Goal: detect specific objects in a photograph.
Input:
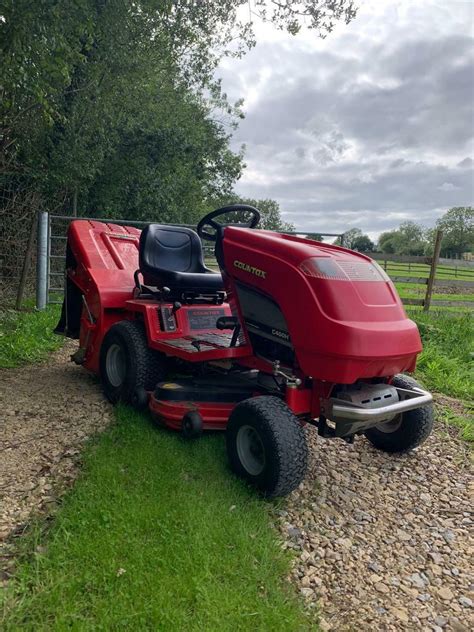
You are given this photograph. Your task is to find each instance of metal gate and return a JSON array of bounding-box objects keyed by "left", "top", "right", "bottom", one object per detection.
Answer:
[{"left": 35, "top": 211, "right": 344, "bottom": 309}]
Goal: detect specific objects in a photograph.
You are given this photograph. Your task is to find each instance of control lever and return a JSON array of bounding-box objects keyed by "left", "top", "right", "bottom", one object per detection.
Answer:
[{"left": 216, "top": 316, "right": 238, "bottom": 330}]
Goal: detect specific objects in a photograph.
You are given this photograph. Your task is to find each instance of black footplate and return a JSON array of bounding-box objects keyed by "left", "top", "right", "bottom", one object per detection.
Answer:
[{"left": 154, "top": 375, "right": 256, "bottom": 403}]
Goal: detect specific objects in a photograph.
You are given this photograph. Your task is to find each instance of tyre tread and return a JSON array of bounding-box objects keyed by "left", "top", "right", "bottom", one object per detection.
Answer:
[
  {"left": 227, "top": 396, "right": 308, "bottom": 498},
  {"left": 365, "top": 374, "right": 434, "bottom": 453},
  {"left": 100, "top": 319, "right": 166, "bottom": 403}
]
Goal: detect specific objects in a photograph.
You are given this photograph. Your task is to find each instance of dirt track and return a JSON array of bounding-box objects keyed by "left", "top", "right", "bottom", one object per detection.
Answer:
[
  {"left": 0, "top": 345, "right": 473, "bottom": 630},
  {"left": 0, "top": 341, "right": 112, "bottom": 581}
]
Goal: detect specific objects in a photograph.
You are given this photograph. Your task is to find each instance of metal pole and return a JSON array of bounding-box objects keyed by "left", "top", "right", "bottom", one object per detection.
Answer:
[{"left": 36, "top": 211, "right": 49, "bottom": 310}]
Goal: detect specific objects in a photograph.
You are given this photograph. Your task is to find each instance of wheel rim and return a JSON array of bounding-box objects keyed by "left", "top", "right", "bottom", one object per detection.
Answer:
[
  {"left": 375, "top": 414, "right": 403, "bottom": 433},
  {"left": 106, "top": 343, "right": 126, "bottom": 387},
  {"left": 236, "top": 425, "right": 266, "bottom": 476}
]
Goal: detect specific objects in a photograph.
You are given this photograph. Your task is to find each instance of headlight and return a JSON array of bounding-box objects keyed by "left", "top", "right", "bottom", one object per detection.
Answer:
[{"left": 299, "top": 257, "right": 390, "bottom": 282}]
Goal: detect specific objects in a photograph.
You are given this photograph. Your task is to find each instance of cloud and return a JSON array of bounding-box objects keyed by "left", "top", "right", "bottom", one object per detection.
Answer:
[{"left": 217, "top": 0, "right": 474, "bottom": 238}]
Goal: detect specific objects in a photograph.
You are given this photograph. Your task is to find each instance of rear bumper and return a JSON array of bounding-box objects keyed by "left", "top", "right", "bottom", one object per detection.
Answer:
[{"left": 322, "top": 386, "right": 433, "bottom": 425}]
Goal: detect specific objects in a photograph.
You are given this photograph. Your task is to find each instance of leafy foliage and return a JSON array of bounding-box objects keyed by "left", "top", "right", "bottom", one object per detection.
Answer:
[
  {"left": 252, "top": 0, "right": 358, "bottom": 37},
  {"left": 378, "top": 221, "right": 427, "bottom": 255},
  {"left": 377, "top": 209, "right": 473, "bottom": 257},
  {"left": 1, "top": 0, "right": 357, "bottom": 234},
  {"left": 413, "top": 311, "right": 473, "bottom": 402},
  {"left": 213, "top": 194, "right": 295, "bottom": 231},
  {"left": 0, "top": 305, "right": 61, "bottom": 368},
  {"left": 436, "top": 207, "right": 474, "bottom": 257},
  {"left": 336, "top": 227, "right": 374, "bottom": 251}
]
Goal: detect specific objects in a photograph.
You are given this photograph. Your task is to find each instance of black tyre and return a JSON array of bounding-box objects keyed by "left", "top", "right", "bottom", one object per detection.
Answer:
[
  {"left": 226, "top": 396, "right": 308, "bottom": 498},
  {"left": 182, "top": 411, "right": 203, "bottom": 440},
  {"left": 130, "top": 387, "right": 149, "bottom": 411},
  {"left": 99, "top": 320, "right": 167, "bottom": 405},
  {"left": 364, "top": 374, "right": 434, "bottom": 453}
]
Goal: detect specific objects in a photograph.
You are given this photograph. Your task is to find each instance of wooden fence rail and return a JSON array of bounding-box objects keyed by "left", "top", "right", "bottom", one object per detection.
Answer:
[
  {"left": 370, "top": 232, "right": 474, "bottom": 311},
  {"left": 390, "top": 276, "right": 474, "bottom": 290}
]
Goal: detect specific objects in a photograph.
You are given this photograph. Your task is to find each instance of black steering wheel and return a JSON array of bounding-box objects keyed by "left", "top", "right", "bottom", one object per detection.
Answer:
[{"left": 197, "top": 204, "right": 261, "bottom": 242}]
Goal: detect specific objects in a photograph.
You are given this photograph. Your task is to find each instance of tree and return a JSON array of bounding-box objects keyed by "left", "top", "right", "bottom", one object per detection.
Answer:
[
  {"left": 352, "top": 234, "right": 375, "bottom": 252},
  {"left": 337, "top": 228, "right": 374, "bottom": 251},
  {"left": 378, "top": 230, "right": 398, "bottom": 254},
  {"left": 338, "top": 228, "right": 362, "bottom": 249},
  {"left": 377, "top": 222, "right": 427, "bottom": 255},
  {"left": 436, "top": 207, "right": 473, "bottom": 257},
  {"left": 212, "top": 195, "right": 294, "bottom": 231},
  {"left": 334, "top": 228, "right": 363, "bottom": 248},
  {"left": 1, "top": 0, "right": 357, "bottom": 271}
]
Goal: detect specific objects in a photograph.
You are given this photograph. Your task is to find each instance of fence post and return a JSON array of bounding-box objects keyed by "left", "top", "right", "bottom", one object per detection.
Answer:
[
  {"left": 15, "top": 213, "right": 37, "bottom": 310},
  {"left": 423, "top": 230, "right": 443, "bottom": 312},
  {"left": 36, "top": 211, "right": 49, "bottom": 310}
]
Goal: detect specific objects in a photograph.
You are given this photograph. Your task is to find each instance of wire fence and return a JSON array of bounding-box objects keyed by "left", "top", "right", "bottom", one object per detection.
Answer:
[
  {"left": 0, "top": 183, "right": 42, "bottom": 307},
  {"left": 0, "top": 212, "right": 343, "bottom": 310},
  {"left": 2, "top": 211, "right": 472, "bottom": 313}
]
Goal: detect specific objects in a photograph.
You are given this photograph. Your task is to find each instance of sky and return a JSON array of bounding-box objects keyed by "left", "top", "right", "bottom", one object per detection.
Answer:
[{"left": 217, "top": 0, "right": 474, "bottom": 240}]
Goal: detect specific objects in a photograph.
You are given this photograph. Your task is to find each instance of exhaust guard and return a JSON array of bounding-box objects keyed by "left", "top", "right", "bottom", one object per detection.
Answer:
[{"left": 320, "top": 386, "right": 433, "bottom": 438}]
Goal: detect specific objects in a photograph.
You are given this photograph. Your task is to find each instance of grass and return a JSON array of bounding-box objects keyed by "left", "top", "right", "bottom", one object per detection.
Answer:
[
  {"left": 1, "top": 407, "right": 314, "bottom": 631},
  {"left": 436, "top": 406, "right": 474, "bottom": 443},
  {"left": 0, "top": 305, "right": 62, "bottom": 368},
  {"left": 412, "top": 311, "right": 473, "bottom": 400},
  {"left": 395, "top": 282, "right": 473, "bottom": 303}
]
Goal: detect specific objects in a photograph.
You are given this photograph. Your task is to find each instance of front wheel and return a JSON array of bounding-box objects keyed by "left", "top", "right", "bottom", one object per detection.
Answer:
[
  {"left": 226, "top": 396, "right": 308, "bottom": 498},
  {"left": 364, "top": 374, "right": 434, "bottom": 453}
]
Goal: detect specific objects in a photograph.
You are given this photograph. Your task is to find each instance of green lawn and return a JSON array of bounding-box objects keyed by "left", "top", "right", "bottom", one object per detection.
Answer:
[
  {"left": 0, "top": 305, "right": 62, "bottom": 368},
  {"left": 410, "top": 310, "right": 473, "bottom": 441},
  {"left": 1, "top": 407, "right": 314, "bottom": 631}
]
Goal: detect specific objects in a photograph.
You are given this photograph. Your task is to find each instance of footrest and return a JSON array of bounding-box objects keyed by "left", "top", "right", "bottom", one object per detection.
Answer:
[{"left": 162, "top": 332, "right": 233, "bottom": 352}]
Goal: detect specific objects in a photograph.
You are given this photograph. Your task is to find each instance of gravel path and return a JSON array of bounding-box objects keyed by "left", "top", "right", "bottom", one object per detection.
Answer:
[
  {"left": 279, "top": 412, "right": 473, "bottom": 631},
  {"left": 0, "top": 347, "right": 472, "bottom": 631},
  {"left": 0, "top": 341, "right": 112, "bottom": 581}
]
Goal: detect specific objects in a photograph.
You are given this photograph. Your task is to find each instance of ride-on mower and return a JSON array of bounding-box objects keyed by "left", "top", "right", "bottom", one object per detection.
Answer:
[{"left": 56, "top": 205, "right": 434, "bottom": 497}]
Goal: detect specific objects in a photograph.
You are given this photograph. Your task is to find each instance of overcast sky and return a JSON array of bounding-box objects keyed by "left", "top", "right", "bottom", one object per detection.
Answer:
[{"left": 217, "top": 0, "right": 474, "bottom": 240}]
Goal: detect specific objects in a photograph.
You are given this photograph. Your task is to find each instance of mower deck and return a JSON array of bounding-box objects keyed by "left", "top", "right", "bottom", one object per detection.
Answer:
[{"left": 149, "top": 375, "right": 258, "bottom": 431}]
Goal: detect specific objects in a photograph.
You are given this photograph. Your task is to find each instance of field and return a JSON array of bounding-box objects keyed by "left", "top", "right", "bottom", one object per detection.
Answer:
[{"left": 382, "top": 259, "right": 474, "bottom": 312}]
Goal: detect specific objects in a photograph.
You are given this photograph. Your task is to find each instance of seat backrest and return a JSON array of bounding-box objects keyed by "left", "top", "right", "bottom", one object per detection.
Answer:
[{"left": 139, "top": 224, "right": 206, "bottom": 275}]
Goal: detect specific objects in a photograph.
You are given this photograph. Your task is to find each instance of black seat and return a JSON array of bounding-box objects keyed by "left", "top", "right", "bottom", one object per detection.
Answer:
[{"left": 139, "top": 224, "right": 223, "bottom": 293}]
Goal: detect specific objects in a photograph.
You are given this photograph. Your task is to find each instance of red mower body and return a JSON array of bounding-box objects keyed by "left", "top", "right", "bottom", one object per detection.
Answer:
[
  {"left": 221, "top": 227, "right": 421, "bottom": 383},
  {"left": 61, "top": 218, "right": 423, "bottom": 432}
]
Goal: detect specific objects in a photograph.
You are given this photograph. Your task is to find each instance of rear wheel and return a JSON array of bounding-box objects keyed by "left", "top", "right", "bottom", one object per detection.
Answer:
[
  {"left": 226, "top": 396, "right": 308, "bottom": 498},
  {"left": 100, "top": 320, "right": 167, "bottom": 406},
  {"left": 364, "top": 374, "right": 434, "bottom": 453}
]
